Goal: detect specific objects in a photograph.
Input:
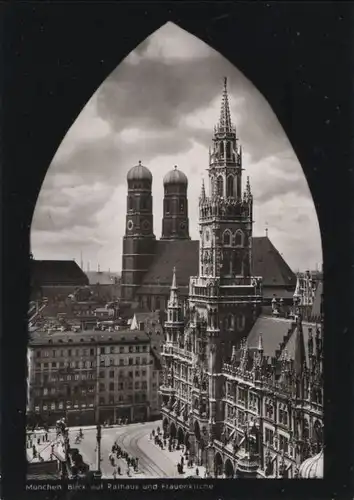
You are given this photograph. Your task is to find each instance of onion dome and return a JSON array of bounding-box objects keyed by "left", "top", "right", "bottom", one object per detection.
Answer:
[
  {"left": 298, "top": 450, "right": 323, "bottom": 478},
  {"left": 163, "top": 165, "right": 188, "bottom": 186},
  {"left": 127, "top": 161, "right": 152, "bottom": 182}
]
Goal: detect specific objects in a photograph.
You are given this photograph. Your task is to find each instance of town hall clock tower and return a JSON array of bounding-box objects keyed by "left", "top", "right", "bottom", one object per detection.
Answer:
[{"left": 188, "top": 78, "right": 263, "bottom": 437}]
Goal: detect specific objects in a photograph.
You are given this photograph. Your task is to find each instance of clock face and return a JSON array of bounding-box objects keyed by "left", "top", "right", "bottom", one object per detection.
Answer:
[
  {"left": 127, "top": 220, "right": 134, "bottom": 231},
  {"left": 142, "top": 219, "right": 150, "bottom": 231}
]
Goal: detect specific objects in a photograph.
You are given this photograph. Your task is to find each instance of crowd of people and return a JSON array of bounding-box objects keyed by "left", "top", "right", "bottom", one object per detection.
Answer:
[
  {"left": 150, "top": 426, "right": 202, "bottom": 476},
  {"left": 108, "top": 441, "right": 140, "bottom": 478}
]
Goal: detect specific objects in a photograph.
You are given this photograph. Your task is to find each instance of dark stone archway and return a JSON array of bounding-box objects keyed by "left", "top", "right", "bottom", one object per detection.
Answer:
[
  {"left": 177, "top": 427, "right": 184, "bottom": 445},
  {"left": 214, "top": 452, "right": 223, "bottom": 478},
  {"left": 170, "top": 421, "right": 177, "bottom": 439},
  {"left": 224, "top": 458, "right": 234, "bottom": 478},
  {"left": 163, "top": 417, "right": 169, "bottom": 433}
]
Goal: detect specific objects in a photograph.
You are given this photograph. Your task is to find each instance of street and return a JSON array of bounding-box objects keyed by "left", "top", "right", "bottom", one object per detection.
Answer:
[
  {"left": 27, "top": 421, "right": 206, "bottom": 479},
  {"left": 68, "top": 421, "right": 182, "bottom": 478}
]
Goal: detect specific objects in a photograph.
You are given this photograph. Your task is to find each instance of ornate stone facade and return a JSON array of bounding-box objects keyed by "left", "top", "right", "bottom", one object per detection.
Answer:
[{"left": 159, "top": 78, "right": 323, "bottom": 478}]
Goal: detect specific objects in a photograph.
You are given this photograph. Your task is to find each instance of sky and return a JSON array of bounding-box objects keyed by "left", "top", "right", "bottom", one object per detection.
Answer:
[{"left": 31, "top": 22, "right": 322, "bottom": 274}]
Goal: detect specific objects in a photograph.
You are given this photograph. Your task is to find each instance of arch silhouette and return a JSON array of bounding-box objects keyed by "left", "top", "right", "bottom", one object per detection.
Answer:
[
  {"left": 177, "top": 426, "right": 184, "bottom": 445},
  {"left": 214, "top": 452, "right": 223, "bottom": 477},
  {"left": 163, "top": 417, "right": 169, "bottom": 433},
  {"left": 224, "top": 458, "right": 234, "bottom": 478},
  {"left": 4, "top": 3, "right": 349, "bottom": 490},
  {"left": 170, "top": 421, "right": 177, "bottom": 439}
]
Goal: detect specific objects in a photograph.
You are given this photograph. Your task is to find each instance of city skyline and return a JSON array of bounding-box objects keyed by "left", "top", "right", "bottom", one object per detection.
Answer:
[{"left": 30, "top": 22, "right": 322, "bottom": 273}]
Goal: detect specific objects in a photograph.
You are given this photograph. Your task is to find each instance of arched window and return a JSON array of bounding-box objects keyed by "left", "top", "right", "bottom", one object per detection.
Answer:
[
  {"left": 216, "top": 176, "right": 224, "bottom": 197},
  {"left": 165, "top": 200, "right": 170, "bottom": 214},
  {"left": 226, "top": 142, "right": 231, "bottom": 160},
  {"left": 227, "top": 175, "right": 234, "bottom": 197},
  {"left": 235, "top": 230, "right": 244, "bottom": 247},
  {"left": 155, "top": 296, "right": 160, "bottom": 310},
  {"left": 223, "top": 230, "right": 231, "bottom": 246},
  {"left": 180, "top": 199, "right": 185, "bottom": 213},
  {"left": 128, "top": 196, "right": 133, "bottom": 210},
  {"left": 236, "top": 315, "right": 245, "bottom": 331},
  {"left": 141, "top": 197, "right": 147, "bottom": 210},
  {"left": 219, "top": 142, "right": 224, "bottom": 158}
]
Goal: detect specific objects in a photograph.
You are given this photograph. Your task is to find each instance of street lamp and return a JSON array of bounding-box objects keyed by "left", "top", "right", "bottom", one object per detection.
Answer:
[{"left": 96, "top": 424, "right": 102, "bottom": 475}]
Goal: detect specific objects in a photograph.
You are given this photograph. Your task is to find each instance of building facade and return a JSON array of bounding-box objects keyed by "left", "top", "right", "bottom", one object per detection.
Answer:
[
  {"left": 159, "top": 78, "right": 323, "bottom": 478},
  {"left": 27, "top": 328, "right": 162, "bottom": 427}
]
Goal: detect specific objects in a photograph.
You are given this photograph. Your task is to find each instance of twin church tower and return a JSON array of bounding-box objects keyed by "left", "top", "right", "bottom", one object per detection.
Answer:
[
  {"left": 121, "top": 160, "right": 190, "bottom": 304},
  {"left": 121, "top": 77, "right": 259, "bottom": 314}
]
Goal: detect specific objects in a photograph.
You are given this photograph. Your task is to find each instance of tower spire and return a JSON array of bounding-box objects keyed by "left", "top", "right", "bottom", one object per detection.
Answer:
[
  {"left": 200, "top": 178, "right": 206, "bottom": 201},
  {"left": 218, "top": 77, "right": 232, "bottom": 132},
  {"left": 168, "top": 267, "right": 180, "bottom": 308}
]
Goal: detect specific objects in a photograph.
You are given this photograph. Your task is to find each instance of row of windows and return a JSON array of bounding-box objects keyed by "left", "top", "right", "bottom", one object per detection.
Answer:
[
  {"left": 34, "top": 373, "right": 95, "bottom": 383},
  {"left": 100, "top": 369, "right": 147, "bottom": 378},
  {"left": 35, "top": 385, "right": 95, "bottom": 396},
  {"left": 34, "top": 402, "right": 95, "bottom": 411},
  {"left": 99, "top": 381, "right": 148, "bottom": 391},
  {"left": 99, "top": 392, "right": 147, "bottom": 405},
  {"left": 36, "top": 345, "right": 148, "bottom": 358},
  {"left": 35, "top": 356, "right": 150, "bottom": 370},
  {"left": 225, "top": 387, "right": 290, "bottom": 422},
  {"left": 35, "top": 361, "right": 94, "bottom": 370}
]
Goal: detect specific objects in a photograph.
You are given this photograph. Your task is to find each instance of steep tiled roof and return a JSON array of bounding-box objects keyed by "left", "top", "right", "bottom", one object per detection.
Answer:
[
  {"left": 140, "top": 240, "right": 199, "bottom": 288},
  {"left": 137, "top": 237, "right": 296, "bottom": 291},
  {"left": 285, "top": 320, "right": 319, "bottom": 365},
  {"left": 246, "top": 316, "right": 297, "bottom": 359},
  {"left": 86, "top": 271, "right": 120, "bottom": 285},
  {"left": 252, "top": 237, "right": 296, "bottom": 288},
  {"left": 310, "top": 280, "right": 323, "bottom": 321},
  {"left": 31, "top": 260, "right": 89, "bottom": 287}
]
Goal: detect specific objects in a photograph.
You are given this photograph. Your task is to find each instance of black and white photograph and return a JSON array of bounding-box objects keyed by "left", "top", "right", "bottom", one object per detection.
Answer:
[{"left": 26, "top": 22, "right": 324, "bottom": 481}]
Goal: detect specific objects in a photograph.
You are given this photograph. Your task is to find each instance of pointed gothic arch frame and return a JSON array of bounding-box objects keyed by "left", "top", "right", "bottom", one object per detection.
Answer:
[
  {"left": 6, "top": 5, "right": 350, "bottom": 495},
  {"left": 216, "top": 175, "right": 224, "bottom": 197},
  {"left": 235, "top": 229, "right": 244, "bottom": 247},
  {"left": 222, "top": 229, "right": 232, "bottom": 246}
]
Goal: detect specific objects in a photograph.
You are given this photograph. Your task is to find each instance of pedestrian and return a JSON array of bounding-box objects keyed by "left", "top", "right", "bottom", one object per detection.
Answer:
[
  {"left": 45, "top": 432, "right": 48, "bottom": 441},
  {"left": 117, "top": 466, "right": 121, "bottom": 475},
  {"left": 37, "top": 438, "right": 40, "bottom": 445},
  {"left": 196, "top": 467, "right": 199, "bottom": 476}
]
